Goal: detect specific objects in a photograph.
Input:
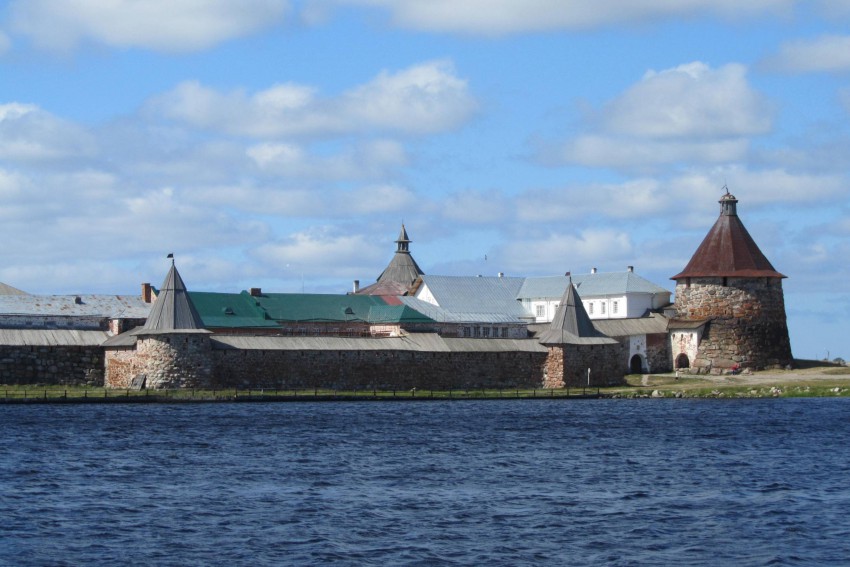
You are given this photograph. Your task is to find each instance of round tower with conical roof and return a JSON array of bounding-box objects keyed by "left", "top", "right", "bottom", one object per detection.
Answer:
[{"left": 671, "top": 191, "right": 792, "bottom": 371}]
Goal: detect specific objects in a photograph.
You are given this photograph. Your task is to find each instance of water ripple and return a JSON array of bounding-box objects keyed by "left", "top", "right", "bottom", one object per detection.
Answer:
[{"left": 2, "top": 399, "right": 850, "bottom": 565}]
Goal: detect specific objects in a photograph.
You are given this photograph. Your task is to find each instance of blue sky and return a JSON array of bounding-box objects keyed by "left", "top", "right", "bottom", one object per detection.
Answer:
[{"left": 1, "top": 0, "right": 848, "bottom": 360}]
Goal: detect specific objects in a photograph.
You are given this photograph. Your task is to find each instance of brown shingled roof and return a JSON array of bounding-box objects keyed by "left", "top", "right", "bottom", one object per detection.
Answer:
[{"left": 672, "top": 192, "right": 786, "bottom": 280}]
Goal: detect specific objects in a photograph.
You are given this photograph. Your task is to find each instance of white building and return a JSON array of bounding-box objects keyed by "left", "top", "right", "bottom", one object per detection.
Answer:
[{"left": 516, "top": 268, "right": 672, "bottom": 324}]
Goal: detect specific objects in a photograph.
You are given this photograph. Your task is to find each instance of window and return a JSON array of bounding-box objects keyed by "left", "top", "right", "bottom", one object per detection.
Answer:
[
  {"left": 535, "top": 305, "right": 545, "bottom": 318},
  {"left": 473, "top": 326, "right": 481, "bottom": 337},
  {"left": 463, "top": 327, "right": 471, "bottom": 337},
  {"left": 601, "top": 302, "right": 606, "bottom": 315},
  {"left": 588, "top": 303, "right": 594, "bottom": 315},
  {"left": 613, "top": 301, "right": 619, "bottom": 314},
  {"left": 482, "top": 327, "right": 491, "bottom": 338},
  {"left": 501, "top": 327, "right": 508, "bottom": 338}
]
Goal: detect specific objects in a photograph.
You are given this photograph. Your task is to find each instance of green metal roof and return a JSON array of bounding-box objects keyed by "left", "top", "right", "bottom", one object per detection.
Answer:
[
  {"left": 188, "top": 291, "right": 279, "bottom": 329},
  {"left": 253, "top": 293, "right": 436, "bottom": 324}
]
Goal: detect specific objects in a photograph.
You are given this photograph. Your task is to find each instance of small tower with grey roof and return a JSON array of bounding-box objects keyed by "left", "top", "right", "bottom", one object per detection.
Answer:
[
  {"left": 539, "top": 279, "right": 623, "bottom": 387},
  {"left": 104, "top": 258, "right": 213, "bottom": 389}
]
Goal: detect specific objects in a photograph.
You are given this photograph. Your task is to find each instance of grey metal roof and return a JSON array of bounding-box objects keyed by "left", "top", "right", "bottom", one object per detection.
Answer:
[
  {"left": 397, "top": 296, "right": 527, "bottom": 324},
  {"left": 0, "top": 294, "right": 150, "bottom": 318},
  {"left": 211, "top": 333, "right": 546, "bottom": 353},
  {"left": 0, "top": 329, "right": 109, "bottom": 346},
  {"left": 517, "top": 271, "right": 671, "bottom": 300},
  {"left": 538, "top": 281, "right": 616, "bottom": 345},
  {"left": 417, "top": 275, "right": 531, "bottom": 322},
  {"left": 442, "top": 338, "right": 547, "bottom": 353},
  {"left": 592, "top": 313, "right": 669, "bottom": 337},
  {"left": 142, "top": 263, "right": 205, "bottom": 332},
  {"left": 0, "top": 282, "right": 27, "bottom": 295},
  {"left": 668, "top": 318, "right": 709, "bottom": 330}
]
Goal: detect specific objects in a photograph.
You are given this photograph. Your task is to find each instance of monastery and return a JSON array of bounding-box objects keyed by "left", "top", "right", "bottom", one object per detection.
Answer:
[{"left": 0, "top": 191, "right": 792, "bottom": 389}]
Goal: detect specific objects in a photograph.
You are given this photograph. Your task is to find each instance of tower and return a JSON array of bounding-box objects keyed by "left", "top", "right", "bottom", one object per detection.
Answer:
[
  {"left": 671, "top": 191, "right": 792, "bottom": 371},
  {"left": 539, "top": 279, "right": 622, "bottom": 387},
  {"left": 355, "top": 224, "right": 425, "bottom": 295},
  {"left": 131, "top": 259, "right": 213, "bottom": 388}
]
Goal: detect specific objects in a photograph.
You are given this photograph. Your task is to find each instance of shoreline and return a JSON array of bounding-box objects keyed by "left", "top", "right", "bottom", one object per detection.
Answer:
[{"left": 2, "top": 366, "right": 849, "bottom": 404}]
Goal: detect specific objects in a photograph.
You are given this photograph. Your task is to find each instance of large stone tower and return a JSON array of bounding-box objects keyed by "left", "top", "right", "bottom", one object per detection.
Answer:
[{"left": 671, "top": 191, "right": 792, "bottom": 371}]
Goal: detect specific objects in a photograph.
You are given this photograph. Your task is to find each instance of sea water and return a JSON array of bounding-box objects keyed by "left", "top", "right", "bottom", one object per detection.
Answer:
[{"left": 1, "top": 398, "right": 849, "bottom": 566}]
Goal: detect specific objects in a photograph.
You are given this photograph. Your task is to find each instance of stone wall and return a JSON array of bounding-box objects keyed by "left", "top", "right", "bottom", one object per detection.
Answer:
[
  {"left": 543, "top": 344, "right": 624, "bottom": 388},
  {"left": 675, "top": 277, "right": 792, "bottom": 370},
  {"left": 211, "top": 347, "right": 548, "bottom": 391},
  {"left": 104, "top": 333, "right": 213, "bottom": 389},
  {"left": 646, "top": 333, "right": 672, "bottom": 373},
  {"left": 0, "top": 345, "right": 103, "bottom": 385}
]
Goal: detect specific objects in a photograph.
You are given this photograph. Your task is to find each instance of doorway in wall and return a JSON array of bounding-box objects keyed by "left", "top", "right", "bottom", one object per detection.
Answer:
[
  {"left": 675, "top": 353, "right": 690, "bottom": 369},
  {"left": 629, "top": 354, "right": 644, "bottom": 374}
]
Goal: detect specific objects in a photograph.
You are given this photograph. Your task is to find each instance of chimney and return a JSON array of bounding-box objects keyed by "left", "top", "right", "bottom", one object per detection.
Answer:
[
  {"left": 250, "top": 287, "right": 262, "bottom": 297},
  {"left": 627, "top": 266, "right": 634, "bottom": 272},
  {"left": 74, "top": 296, "right": 83, "bottom": 305},
  {"left": 564, "top": 271, "right": 571, "bottom": 277},
  {"left": 353, "top": 280, "right": 360, "bottom": 293},
  {"left": 141, "top": 283, "right": 152, "bottom": 303},
  {"left": 591, "top": 267, "right": 597, "bottom": 274}
]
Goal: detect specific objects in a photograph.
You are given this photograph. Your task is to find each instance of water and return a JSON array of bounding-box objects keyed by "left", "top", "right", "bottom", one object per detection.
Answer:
[{"left": 2, "top": 399, "right": 850, "bottom": 566}]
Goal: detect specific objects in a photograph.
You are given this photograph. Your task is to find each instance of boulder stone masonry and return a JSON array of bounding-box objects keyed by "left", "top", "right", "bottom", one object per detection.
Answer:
[{"left": 675, "top": 276, "right": 792, "bottom": 371}]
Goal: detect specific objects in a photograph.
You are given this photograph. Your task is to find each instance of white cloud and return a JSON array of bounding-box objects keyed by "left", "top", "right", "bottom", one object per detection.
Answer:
[
  {"left": 671, "top": 166, "right": 849, "bottom": 207},
  {"left": 560, "top": 136, "right": 749, "bottom": 169},
  {"left": 816, "top": 0, "right": 850, "bottom": 18},
  {"left": 253, "top": 228, "right": 384, "bottom": 278},
  {"left": 183, "top": 183, "right": 417, "bottom": 217},
  {"left": 550, "top": 62, "right": 770, "bottom": 169},
  {"left": 247, "top": 139, "right": 408, "bottom": 179},
  {"left": 10, "top": 0, "right": 288, "bottom": 53},
  {"left": 0, "top": 31, "right": 11, "bottom": 54},
  {"left": 602, "top": 63, "right": 771, "bottom": 139},
  {"left": 441, "top": 190, "right": 511, "bottom": 224},
  {"left": 767, "top": 35, "right": 850, "bottom": 73},
  {"left": 0, "top": 103, "right": 96, "bottom": 161},
  {"left": 337, "top": 0, "right": 794, "bottom": 34},
  {"left": 500, "top": 228, "right": 634, "bottom": 272},
  {"left": 147, "top": 60, "right": 476, "bottom": 137},
  {"left": 517, "top": 179, "right": 664, "bottom": 222}
]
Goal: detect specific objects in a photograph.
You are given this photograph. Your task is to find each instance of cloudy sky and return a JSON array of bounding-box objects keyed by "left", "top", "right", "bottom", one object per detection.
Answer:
[{"left": 1, "top": 0, "right": 848, "bottom": 360}]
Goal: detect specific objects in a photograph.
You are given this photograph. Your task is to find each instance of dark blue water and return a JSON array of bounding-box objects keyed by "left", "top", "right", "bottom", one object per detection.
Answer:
[{"left": 2, "top": 399, "right": 849, "bottom": 566}]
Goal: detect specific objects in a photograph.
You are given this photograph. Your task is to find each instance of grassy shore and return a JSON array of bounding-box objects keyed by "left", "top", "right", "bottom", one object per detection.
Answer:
[
  {"left": 602, "top": 360, "right": 850, "bottom": 399},
  {"left": 1, "top": 361, "right": 847, "bottom": 402}
]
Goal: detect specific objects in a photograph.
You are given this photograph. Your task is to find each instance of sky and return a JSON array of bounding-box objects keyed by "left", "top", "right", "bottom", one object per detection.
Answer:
[{"left": 0, "top": 0, "right": 848, "bottom": 361}]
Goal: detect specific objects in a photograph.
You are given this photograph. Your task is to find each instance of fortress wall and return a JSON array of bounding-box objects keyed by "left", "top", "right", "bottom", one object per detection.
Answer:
[
  {"left": 646, "top": 333, "right": 672, "bottom": 374},
  {"left": 211, "top": 348, "right": 549, "bottom": 391},
  {"left": 0, "top": 345, "right": 103, "bottom": 386}
]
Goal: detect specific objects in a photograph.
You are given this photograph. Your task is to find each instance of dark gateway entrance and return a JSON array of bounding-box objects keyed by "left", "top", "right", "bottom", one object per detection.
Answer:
[
  {"left": 676, "top": 353, "right": 690, "bottom": 369},
  {"left": 630, "top": 354, "right": 644, "bottom": 374}
]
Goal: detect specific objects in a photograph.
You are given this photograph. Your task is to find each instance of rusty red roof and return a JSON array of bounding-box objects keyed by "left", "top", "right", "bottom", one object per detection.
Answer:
[{"left": 672, "top": 192, "right": 785, "bottom": 280}]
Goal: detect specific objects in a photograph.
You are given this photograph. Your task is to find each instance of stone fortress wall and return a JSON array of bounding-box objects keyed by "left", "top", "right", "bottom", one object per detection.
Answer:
[
  {"left": 0, "top": 345, "right": 104, "bottom": 386},
  {"left": 209, "top": 346, "right": 549, "bottom": 391}
]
